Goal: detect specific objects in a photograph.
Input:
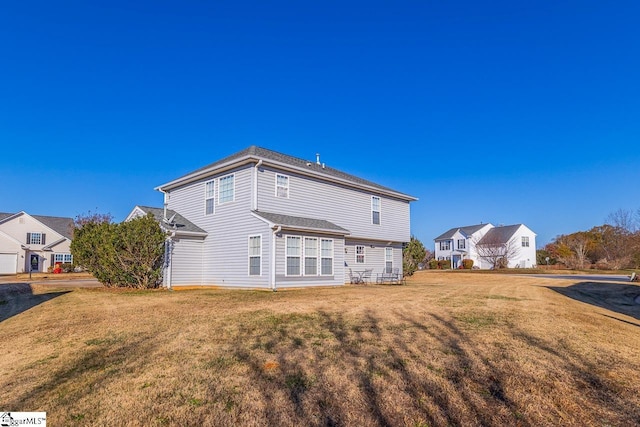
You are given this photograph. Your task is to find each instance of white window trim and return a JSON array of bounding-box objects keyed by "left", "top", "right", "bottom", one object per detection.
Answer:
[
  {"left": 54, "top": 253, "right": 73, "bottom": 264},
  {"left": 522, "top": 236, "right": 530, "bottom": 247},
  {"left": 303, "top": 237, "right": 318, "bottom": 276},
  {"left": 440, "top": 240, "right": 451, "bottom": 251},
  {"left": 320, "top": 238, "right": 334, "bottom": 276},
  {"left": 248, "top": 234, "right": 262, "bottom": 276},
  {"left": 385, "top": 247, "right": 393, "bottom": 272},
  {"left": 204, "top": 179, "right": 215, "bottom": 216},
  {"left": 355, "top": 245, "right": 365, "bottom": 264},
  {"left": 371, "top": 196, "right": 381, "bottom": 225},
  {"left": 29, "top": 232, "right": 42, "bottom": 245},
  {"left": 218, "top": 173, "right": 235, "bottom": 204},
  {"left": 285, "top": 235, "right": 302, "bottom": 277},
  {"left": 275, "top": 173, "right": 290, "bottom": 199}
]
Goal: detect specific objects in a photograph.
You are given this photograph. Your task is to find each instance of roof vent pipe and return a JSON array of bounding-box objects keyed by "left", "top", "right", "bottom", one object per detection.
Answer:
[{"left": 316, "top": 153, "right": 321, "bottom": 165}]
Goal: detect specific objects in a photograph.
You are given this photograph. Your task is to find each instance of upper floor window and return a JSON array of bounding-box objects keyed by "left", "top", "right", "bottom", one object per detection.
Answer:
[
  {"left": 522, "top": 236, "right": 530, "bottom": 247},
  {"left": 439, "top": 240, "right": 451, "bottom": 251},
  {"left": 248, "top": 235, "right": 261, "bottom": 276},
  {"left": 27, "top": 232, "right": 44, "bottom": 245},
  {"left": 276, "top": 174, "right": 289, "bottom": 198},
  {"left": 205, "top": 180, "right": 215, "bottom": 215},
  {"left": 371, "top": 196, "right": 381, "bottom": 225},
  {"left": 355, "top": 245, "right": 365, "bottom": 264},
  {"left": 458, "top": 239, "right": 465, "bottom": 249},
  {"left": 219, "top": 174, "right": 234, "bottom": 204}
]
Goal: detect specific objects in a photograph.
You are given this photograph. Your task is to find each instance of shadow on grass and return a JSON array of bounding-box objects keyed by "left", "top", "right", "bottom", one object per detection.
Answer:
[
  {"left": 0, "top": 283, "right": 70, "bottom": 323},
  {"left": 213, "top": 308, "right": 640, "bottom": 426},
  {"left": 548, "top": 281, "right": 640, "bottom": 320}
]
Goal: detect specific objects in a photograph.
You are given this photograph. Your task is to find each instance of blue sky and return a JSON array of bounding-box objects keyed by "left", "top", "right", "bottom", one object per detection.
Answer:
[{"left": 1, "top": 1, "right": 639, "bottom": 248}]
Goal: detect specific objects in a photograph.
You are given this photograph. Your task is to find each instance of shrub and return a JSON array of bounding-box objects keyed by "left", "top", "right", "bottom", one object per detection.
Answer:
[
  {"left": 61, "top": 263, "right": 75, "bottom": 273},
  {"left": 428, "top": 259, "right": 439, "bottom": 270},
  {"left": 71, "top": 213, "right": 166, "bottom": 288},
  {"left": 462, "top": 259, "right": 474, "bottom": 269},
  {"left": 439, "top": 260, "right": 451, "bottom": 269}
]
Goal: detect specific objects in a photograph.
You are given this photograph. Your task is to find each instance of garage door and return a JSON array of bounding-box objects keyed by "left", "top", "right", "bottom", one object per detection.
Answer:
[{"left": 0, "top": 253, "right": 18, "bottom": 274}]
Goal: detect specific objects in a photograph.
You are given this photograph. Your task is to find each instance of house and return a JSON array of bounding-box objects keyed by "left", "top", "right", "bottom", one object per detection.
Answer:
[
  {"left": 128, "top": 146, "right": 417, "bottom": 289},
  {"left": 434, "top": 223, "right": 536, "bottom": 269},
  {"left": 0, "top": 211, "right": 74, "bottom": 274}
]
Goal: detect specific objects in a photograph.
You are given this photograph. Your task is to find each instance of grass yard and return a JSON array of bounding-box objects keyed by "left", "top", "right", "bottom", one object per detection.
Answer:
[{"left": 1, "top": 272, "right": 639, "bottom": 426}]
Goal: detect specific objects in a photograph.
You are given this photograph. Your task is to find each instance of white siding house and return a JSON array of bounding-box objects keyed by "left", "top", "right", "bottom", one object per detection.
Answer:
[
  {"left": 0, "top": 212, "right": 74, "bottom": 274},
  {"left": 130, "top": 146, "right": 417, "bottom": 289},
  {"left": 434, "top": 223, "right": 537, "bottom": 269}
]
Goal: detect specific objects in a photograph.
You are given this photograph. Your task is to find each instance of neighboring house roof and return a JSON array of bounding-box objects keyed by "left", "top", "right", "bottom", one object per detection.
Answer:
[
  {"left": 129, "top": 206, "right": 207, "bottom": 235},
  {"left": 157, "top": 146, "right": 417, "bottom": 202},
  {"left": 434, "top": 224, "right": 490, "bottom": 241},
  {"left": 133, "top": 206, "right": 207, "bottom": 235},
  {"left": 0, "top": 211, "right": 74, "bottom": 240},
  {"left": 252, "top": 210, "right": 351, "bottom": 235},
  {"left": 477, "top": 224, "right": 523, "bottom": 245}
]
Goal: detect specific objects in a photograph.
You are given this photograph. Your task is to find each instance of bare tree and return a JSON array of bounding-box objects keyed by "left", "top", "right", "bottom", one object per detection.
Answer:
[
  {"left": 606, "top": 208, "right": 638, "bottom": 233},
  {"left": 473, "top": 234, "right": 521, "bottom": 269},
  {"left": 554, "top": 232, "right": 592, "bottom": 269}
]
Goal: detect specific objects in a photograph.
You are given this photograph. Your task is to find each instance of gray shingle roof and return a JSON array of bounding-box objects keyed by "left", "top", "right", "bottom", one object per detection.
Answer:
[
  {"left": 0, "top": 212, "right": 74, "bottom": 240},
  {"left": 136, "top": 206, "right": 207, "bottom": 235},
  {"left": 162, "top": 146, "right": 416, "bottom": 200},
  {"left": 434, "top": 224, "right": 489, "bottom": 241},
  {"left": 252, "top": 210, "right": 350, "bottom": 235},
  {"left": 477, "top": 224, "right": 522, "bottom": 245}
]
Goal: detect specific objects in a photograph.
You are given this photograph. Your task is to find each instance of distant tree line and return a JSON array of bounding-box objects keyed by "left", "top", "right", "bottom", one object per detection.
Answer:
[{"left": 538, "top": 208, "right": 640, "bottom": 270}]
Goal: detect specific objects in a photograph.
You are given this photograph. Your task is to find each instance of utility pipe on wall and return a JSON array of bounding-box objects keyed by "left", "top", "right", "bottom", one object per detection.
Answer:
[{"left": 271, "top": 225, "right": 281, "bottom": 291}]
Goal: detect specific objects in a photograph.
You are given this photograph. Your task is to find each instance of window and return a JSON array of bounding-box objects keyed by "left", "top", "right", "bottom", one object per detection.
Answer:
[
  {"left": 522, "top": 236, "right": 530, "bottom": 247},
  {"left": 28, "top": 232, "right": 43, "bottom": 245},
  {"left": 54, "top": 253, "right": 73, "bottom": 264},
  {"left": 371, "top": 196, "right": 381, "bottom": 225},
  {"left": 321, "top": 239, "right": 333, "bottom": 275},
  {"left": 286, "top": 236, "right": 301, "bottom": 276},
  {"left": 439, "top": 240, "right": 451, "bottom": 251},
  {"left": 276, "top": 174, "right": 289, "bottom": 198},
  {"left": 304, "top": 237, "right": 318, "bottom": 275},
  {"left": 355, "top": 245, "right": 365, "bottom": 264},
  {"left": 205, "top": 180, "right": 215, "bottom": 215},
  {"left": 458, "top": 239, "right": 465, "bottom": 249},
  {"left": 385, "top": 247, "right": 393, "bottom": 273},
  {"left": 248, "top": 235, "right": 261, "bottom": 276},
  {"left": 219, "top": 174, "right": 234, "bottom": 204}
]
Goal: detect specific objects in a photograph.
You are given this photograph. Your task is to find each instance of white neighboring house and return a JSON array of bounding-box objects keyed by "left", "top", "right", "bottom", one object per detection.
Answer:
[
  {"left": 434, "top": 223, "right": 537, "bottom": 269},
  {"left": 0, "top": 211, "right": 74, "bottom": 274}
]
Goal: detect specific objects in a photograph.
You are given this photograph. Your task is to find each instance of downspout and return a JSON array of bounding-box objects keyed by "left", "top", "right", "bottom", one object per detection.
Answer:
[
  {"left": 271, "top": 225, "right": 281, "bottom": 291},
  {"left": 165, "top": 232, "right": 175, "bottom": 290},
  {"left": 253, "top": 159, "right": 263, "bottom": 211}
]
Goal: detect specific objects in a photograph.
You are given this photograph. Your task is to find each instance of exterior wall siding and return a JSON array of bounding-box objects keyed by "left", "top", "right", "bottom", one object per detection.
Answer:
[
  {"left": 170, "top": 238, "right": 204, "bottom": 286},
  {"left": 256, "top": 166, "right": 410, "bottom": 243},
  {"left": 167, "top": 164, "right": 272, "bottom": 288},
  {"left": 344, "top": 239, "right": 403, "bottom": 282},
  {"left": 164, "top": 158, "right": 413, "bottom": 288}
]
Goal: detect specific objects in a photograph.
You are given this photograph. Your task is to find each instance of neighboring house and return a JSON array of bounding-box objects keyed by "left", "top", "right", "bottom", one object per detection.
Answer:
[
  {"left": 0, "top": 211, "right": 74, "bottom": 274},
  {"left": 434, "top": 223, "right": 537, "bottom": 269},
  {"left": 128, "top": 146, "right": 417, "bottom": 289}
]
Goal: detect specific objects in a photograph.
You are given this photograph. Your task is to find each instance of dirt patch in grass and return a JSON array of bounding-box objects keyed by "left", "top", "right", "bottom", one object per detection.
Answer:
[{"left": 1, "top": 272, "right": 639, "bottom": 426}]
